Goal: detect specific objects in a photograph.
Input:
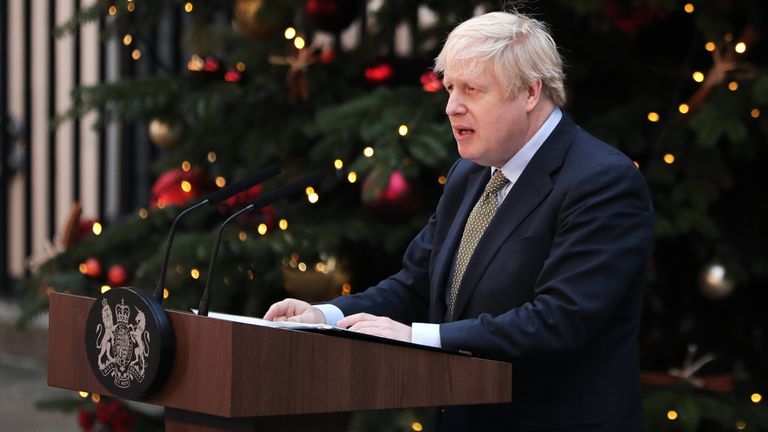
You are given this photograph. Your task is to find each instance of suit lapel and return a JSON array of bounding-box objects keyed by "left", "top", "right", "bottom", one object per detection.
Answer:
[{"left": 448, "top": 114, "right": 579, "bottom": 320}]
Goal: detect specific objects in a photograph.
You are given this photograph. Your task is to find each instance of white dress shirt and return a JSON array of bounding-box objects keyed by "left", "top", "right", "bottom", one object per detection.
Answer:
[{"left": 316, "top": 108, "right": 563, "bottom": 347}]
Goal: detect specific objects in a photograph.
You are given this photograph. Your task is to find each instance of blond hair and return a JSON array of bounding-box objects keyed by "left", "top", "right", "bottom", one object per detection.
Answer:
[{"left": 434, "top": 11, "right": 566, "bottom": 106}]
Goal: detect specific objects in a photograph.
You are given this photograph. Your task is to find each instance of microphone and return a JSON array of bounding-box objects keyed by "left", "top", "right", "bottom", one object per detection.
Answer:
[
  {"left": 197, "top": 170, "right": 325, "bottom": 316},
  {"left": 152, "top": 163, "right": 281, "bottom": 302}
]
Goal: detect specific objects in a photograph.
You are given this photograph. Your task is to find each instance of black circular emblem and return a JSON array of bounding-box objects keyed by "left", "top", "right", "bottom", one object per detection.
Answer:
[{"left": 85, "top": 287, "right": 174, "bottom": 399}]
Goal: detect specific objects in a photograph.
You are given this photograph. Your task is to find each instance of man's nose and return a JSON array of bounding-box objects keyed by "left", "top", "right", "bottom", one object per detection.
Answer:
[{"left": 445, "top": 92, "right": 467, "bottom": 116}]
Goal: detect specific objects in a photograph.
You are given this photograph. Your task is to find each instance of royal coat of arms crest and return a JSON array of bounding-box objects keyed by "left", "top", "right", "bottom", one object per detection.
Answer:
[{"left": 95, "top": 298, "right": 151, "bottom": 388}]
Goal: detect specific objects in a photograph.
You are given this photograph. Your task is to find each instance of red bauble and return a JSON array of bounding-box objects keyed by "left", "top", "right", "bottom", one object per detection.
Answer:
[
  {"left": 420, "top": 70, "right": 443, "bottom": 93},
  {"left": 150, "top": 167, "right": 215, "bottom": 209},
  {"left": 83, "top": 257, "right": 103, "bottom": 279},
  {"left": 364, "top": 62, "right": 394, "bottom": 84},
  {"left": 203, "top": 56, "right": 222, "bottom": 73},
  {"left": 304, "top": 0, "right": 359, "bottom": 33},
  {"left": 107, "top": 265, "right": 129, "bottom": 287},
  {"left": 224, "top": 67, "right": 244, "bottom": 83},
  {"left": 362, "top": 169, "right": 419, "bottom": 222}
]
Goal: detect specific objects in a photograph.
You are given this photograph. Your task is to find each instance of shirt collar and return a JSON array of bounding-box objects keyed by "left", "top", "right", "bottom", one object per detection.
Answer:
[{"left": 493, "top": 107, "right": 562, "bottom": 186}]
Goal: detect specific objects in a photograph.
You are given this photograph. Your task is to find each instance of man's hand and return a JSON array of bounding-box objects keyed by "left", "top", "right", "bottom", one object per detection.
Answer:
[
  {"left": 338, "top": 313, "right": 412, "bottom": 343},
  {"left": 263, "top": 298, "right": 325, "bottom": 323}
]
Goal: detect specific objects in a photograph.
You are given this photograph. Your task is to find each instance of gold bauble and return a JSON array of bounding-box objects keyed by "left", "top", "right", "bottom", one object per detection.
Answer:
[
  {"left": 148, "top": 119, "right": 182, "bottom": 149},
  {"left": 232, "top": 0, "right": 282, "bottom": 40}
]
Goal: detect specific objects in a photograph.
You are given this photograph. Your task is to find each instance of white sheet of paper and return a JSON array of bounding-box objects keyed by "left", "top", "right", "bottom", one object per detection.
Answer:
[{"left": 190, "top": 309, "right": 338, "bottom": 331}]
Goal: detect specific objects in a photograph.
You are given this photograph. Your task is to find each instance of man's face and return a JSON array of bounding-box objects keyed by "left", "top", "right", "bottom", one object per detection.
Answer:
[{"left": 443, "top": 63, "right": 532, "bottom": 168}]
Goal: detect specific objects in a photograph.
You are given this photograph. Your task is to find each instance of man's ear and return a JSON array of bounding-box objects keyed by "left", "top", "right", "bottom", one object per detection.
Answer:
[{"left": 525, "top": 79, "right": 543, "bottom": 112}]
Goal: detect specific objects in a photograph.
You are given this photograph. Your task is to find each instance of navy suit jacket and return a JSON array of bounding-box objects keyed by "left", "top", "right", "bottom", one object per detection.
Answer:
[{"left": 330, "top": 114, "right": 654, "bottom": 431}]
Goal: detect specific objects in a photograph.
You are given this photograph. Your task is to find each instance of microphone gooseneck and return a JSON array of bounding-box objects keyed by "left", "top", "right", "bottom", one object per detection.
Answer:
[
  {"left": 153, "top": 200, "right": 209, "bottom": 301},
  {"left": 152, "top": 163, "right": 282, "bottom": 303}
]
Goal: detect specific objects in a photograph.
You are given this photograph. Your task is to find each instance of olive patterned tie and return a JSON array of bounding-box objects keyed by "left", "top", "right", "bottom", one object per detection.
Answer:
[{"left": 445, "top": 169, "right": 510, "bottom": 321}]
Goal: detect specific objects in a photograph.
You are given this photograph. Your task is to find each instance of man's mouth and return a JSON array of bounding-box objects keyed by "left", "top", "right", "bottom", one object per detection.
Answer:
[{"left": 454, "top": 127, "right": 475, "bottom": 136}]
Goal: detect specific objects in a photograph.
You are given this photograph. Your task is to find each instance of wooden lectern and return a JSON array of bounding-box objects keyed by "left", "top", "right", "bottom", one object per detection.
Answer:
[{"left": 48, "top": 291, "right": 513, "bottom": 431}]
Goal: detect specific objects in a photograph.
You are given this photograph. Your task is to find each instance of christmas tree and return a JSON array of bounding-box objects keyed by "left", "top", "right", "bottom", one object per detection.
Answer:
[{"left": 25, "top": 0, "right": 768, "bottom": 430}]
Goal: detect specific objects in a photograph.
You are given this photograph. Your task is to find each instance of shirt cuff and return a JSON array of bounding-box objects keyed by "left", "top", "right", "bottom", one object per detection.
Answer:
[
  {"left": 411, "top": 322, "right": 442, "bottom": 348},
  {"left": 313, "top": 304, "right": 344, "bottom": 326}
]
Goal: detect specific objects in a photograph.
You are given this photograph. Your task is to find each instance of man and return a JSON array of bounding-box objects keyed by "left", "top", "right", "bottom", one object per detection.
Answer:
[{"left": 265, "top": 11, "right": 653, "bottom": 431}]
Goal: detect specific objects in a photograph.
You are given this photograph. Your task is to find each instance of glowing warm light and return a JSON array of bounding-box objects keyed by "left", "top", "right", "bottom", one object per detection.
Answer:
[
  {"left": 679, "top": 104, "right": 690, "bottom": 114},
  {"left": 412, "top": 422, "right": 423, "bottom": 431},
  {"left": 737, "top": 421, "right": 747, "bottom": 430},
  {"left": 751, "top": 109, "right": 760, "bottom": 118},
  {"left": 191, "top": 268, "right": 200, "bottom": 279},
  {"left": 92, "top": 222, "right": 103, "bottom": 235},
  {"left": 664, "top": 153, "right": 675, "bottom": 164},
  {"left": 279, "top": 219, "right": 288, "bottom": 230},
  {"left": 398, "top": 124, "right": 409, "bottom": 136},
  {"left": 79, "top": 263, "right": 88, "bottom": 274},
  {"left": 633, "top": 161, "right": 640, "bottom": 169},
  {"left": 667, "top": 410, "right": 678, "bottom": 421},
  {"left": 342, "top": 283, "right": 351, "bottom": 294},
  {"left": 101, "top": 285, "right": 111, "bottom": 294},
  {"left": 438, "top": 175, "right": 447, "bottom": 185},
  {"left": 647, "top": 112, "right": 660, "bottom": 122},
  {"left": 258, "top": 223, "right": 268, "bottom": 235},
  {"left": 127, "top": 2, "right": 135, "bottom": 12},
  {"left": 692, "top": 71, "right": 705, "bottom": 83},
  {"left": 683, "top": 3, "right": 694, "bottom": 13},
  {"left": 187, "top": 54, "right": 204, "bottom": 71},
  {"left": 347, "top": 171, "right": 358, "bottom": 183},
  {"left": 294, "top": 36, "right": 306, "bottom": 50},
  {"left": 247, "top": 270, "right": 255, "bottom": 280},
  {"left": 706, "top": 264, "right": 726, "bottom": 285},
  {"left": 181, "top": 180, "right": 192, "bottom": 193},
  {"left": 156, "top": 198, "right": 166, "bottom": 209},
  {"left": 238, "top": 231, "right": 247, "bottom": 242},
  {"left": 751, "top": 393, "right": 762, "bottom": 403},
  {"left": 363, "top": 147, "right": 374, "bottom": 157},
  {"left": 207, "top": 151, "right": 217, "bottom": 162},
  {"left": 122, "top": 34, "right": 133, "bottom": 46},
  {"left": 735, "top": 42, "right": 747, "bottom": 54},
  {"left": 181, "top": 161, "right": 191, "bottom": 171},
  {"left": 728, "top": 81, "right": 739, "bottom": 91},
  {"left": 305, "top": 186, "right": 315, "bottom": 195},
  {"left": 284, "top": 27, "right": 296, "bottom": 39},
  {"left": 139, "top": 208, "right": 148, "bottom": 219},
  {"left": 334, "top": 159, "right": 344, "bottom": 170},
  {"left": 705, "top": 42, "right": 716, "bottom": 52},
  {"left": 298, "top": 262, "right": 307, "bottom": 272},
  {"left": 131, "top": 49, "right": 141, "bottom": 60},
  {"left": 236, "top": 62, "right": 246, "bottom": 72},
  {"left": 108, "top": 5, "right": 117, "bottom": 15},
  {"left": 91, "top": 393, "right": 101, "bottom": 403},
  {"left": 315, "top": 262, "right": 326, "bottom": 272},
  {"left": 184, "top": 2, "right": 193, "bottom": 13},
  {"left": 215, "top": 176, "right": 226, "bottom": 188},
  {"left": 78, "top": 391, "right": 89, "bottom": 398},
  {"left": 163, "top": 288, "right": 169, "bottom": 299},
  {"left": 308, "top": 192, "right": 319, "bottom": 204}
]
